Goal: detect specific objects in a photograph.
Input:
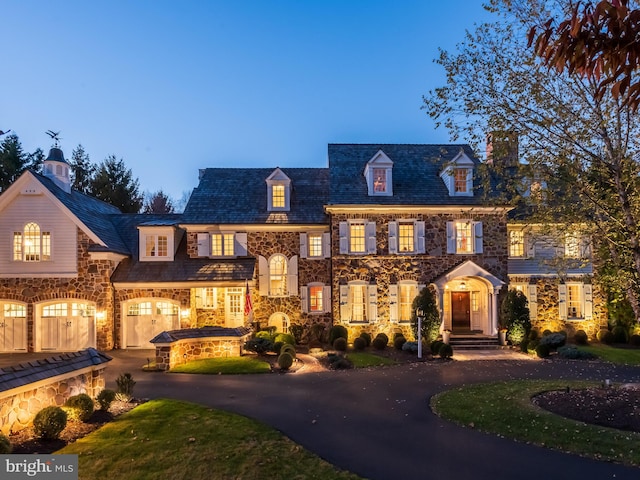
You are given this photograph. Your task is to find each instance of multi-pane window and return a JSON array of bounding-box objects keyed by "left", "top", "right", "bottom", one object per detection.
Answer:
[
  {"left": 42, "top": 303, "right": 68, "bottom": 317},
  {"left": 455, "top": 221, "right": 473, "bottom": 254},
  {"left": 471, "top": 291, "right": 480, "bottom": 312},
  {"left": 454, "top": 168, "right": 469, "bottom": 193},
  {"left": 567, "top": 285, "right": 582, "bottom": 318},
  {"left": 272, "top": 185, "right": 285, "bottom": 208},
  {"left": 71, "top": 303, "right": 95, "bottom": 316},
  {"left": 156, "top": 302, "right": 179, "bottom": 315},
  {"left": 565, "top": 233, "right": 580, "bottom": 258},
  {"left": 146, "top": 235, "right": 168, "bottom": 257},
  {"left": 200, "top": 287, "right": 217, "bottom": 308},
  {"left": 308, "top": 233, "right": 323, "bottom": 258},
  {"left": 13, "top": 223, "right": 50, "bottom": 262},
  {"left": 227, "top": 287, "right": 243, "bottom": 315},
  {"left": 509, "top": 230, "right": 525, "bottom": 257},
  {"left": 211, "top": 233, "right": 235, "bottom": 256},
  {"left": 373, "top": 168, "right": 387, "bottom": 193},
  {"left": 127, "top": 302, "right": 152, "bottom": 316},
  {"left": 349, "top": 223, "right": 366, "bottom": 253},
  {"left": 269, "top": 255, "right": 288, "bottom": 296},
  {"left": 398, "top": 223, "right": 414, "bottom": 253},
  {"left": 4, "top": 304, "right": 26, "bottom": 317},
  {"left": 399, "top": 284, "right": 417, "bottom": 321},
  {"left": 350, "top": 284, "right": 367, "bottom": 322},
  {"left": 309, "top": 285, "right": 324, "bottom": 312}
]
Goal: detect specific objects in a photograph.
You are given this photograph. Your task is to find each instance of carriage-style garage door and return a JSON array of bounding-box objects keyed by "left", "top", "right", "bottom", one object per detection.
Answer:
[
  {"left": 124, "top": 300, "right": 179, "bottom": 348},
  {"left": 38, "top": 302, "right": 95, "bottom": 352},
  {"left": 0, "top": 303, "right": 27, "bottom": 352}
]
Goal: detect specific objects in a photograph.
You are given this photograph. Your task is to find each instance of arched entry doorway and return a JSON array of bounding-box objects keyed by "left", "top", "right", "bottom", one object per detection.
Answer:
[{"left": 268, "top": 312, "right": 290, "bottom": 334}]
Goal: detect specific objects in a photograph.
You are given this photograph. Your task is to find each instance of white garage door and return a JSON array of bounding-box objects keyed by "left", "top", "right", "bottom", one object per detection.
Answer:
[
  {"left": 39, "top": 302, "right": 95, "bottom": 352},
  {"left": 124, "top": 300, "right": 179, "bottom": 348},
  {"left": 0, "top": 303, "right": 27, "bottom": 352}
]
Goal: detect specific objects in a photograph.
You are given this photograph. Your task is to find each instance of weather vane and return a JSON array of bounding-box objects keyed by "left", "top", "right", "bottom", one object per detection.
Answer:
[{"left": 45, "top": 130, "right": 61, "bottom": 147}]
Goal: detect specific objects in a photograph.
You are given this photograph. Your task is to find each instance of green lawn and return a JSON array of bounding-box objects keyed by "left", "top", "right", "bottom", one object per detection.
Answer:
[
  {"left": 578, "top": 344, "right": 640, "bottom": 365},
  {"left": 170, "top": 356, "right": 271, "bottom": 374},
  {"left": 58, "top": 399, "right": 362, "bottom": 480},
  {"left": 432, "top": 380, "right": 640, "bottom": 466},
  {"left": 346, "top": 351, "right": 397, "bottom": 367}
]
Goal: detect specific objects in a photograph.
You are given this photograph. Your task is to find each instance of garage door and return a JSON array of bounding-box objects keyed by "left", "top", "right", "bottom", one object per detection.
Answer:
[
  {"left": 124, "top": 300, "right": 179, "bottom": 348},
  {"left": 0, "top": 303, "right": 27, "bottom": 352},
  {"left": 39, "top": 302, "right": 95, "bottom": 351}
]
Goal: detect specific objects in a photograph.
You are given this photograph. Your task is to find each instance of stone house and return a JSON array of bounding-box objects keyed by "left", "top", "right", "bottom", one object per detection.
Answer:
[{"left": 0, "top": 141, "right": 606, "bottom": 353}]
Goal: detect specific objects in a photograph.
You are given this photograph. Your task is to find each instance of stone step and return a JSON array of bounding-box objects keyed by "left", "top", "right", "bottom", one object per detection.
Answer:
[{"left": 446, "top": 335, "right": 502, "bottom": 351}]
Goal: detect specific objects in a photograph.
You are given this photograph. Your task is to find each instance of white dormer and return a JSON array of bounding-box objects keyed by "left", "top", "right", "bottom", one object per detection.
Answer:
[
  {"left": 266, "top": 168, "right": 291, "bottom": 211},
  {"left": 43, "top": 147, "right": 71, "bottom": 193},
  {"left": 364, "top": 150, "right": 393, "bottom": 196},
  {"left": 138, "top": 225, "right": 178, "bottom": 262},
  {"left": 440, "top": 150, "right": 474, "bottom": 197}
]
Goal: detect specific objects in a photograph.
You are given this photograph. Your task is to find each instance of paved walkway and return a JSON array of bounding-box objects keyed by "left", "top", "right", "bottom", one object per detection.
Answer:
[{"left": 2, "top": 349, "right": 639, "bottom": 479}]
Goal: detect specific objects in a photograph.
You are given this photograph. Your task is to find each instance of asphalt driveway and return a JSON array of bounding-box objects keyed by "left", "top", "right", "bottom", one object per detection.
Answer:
[{"left": 96, "top": 350, "right": 640, "bottom": 480}]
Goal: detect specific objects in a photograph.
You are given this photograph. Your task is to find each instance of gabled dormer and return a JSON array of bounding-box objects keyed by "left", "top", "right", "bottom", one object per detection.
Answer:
[
  {"left": 266, "top": 168, "right": 291, "bottom": 211},
  {"left": 364, "top": 150, "right": 393, "bottom": 196},
  {"left": 138, "top": 223, "right": 180, "bottom": 262},
  {"left": 440, "top": 149, "right": 474, "bottom": 197},
  {"left": 43, "top": 147, "right": 71, "bottom": 193}
]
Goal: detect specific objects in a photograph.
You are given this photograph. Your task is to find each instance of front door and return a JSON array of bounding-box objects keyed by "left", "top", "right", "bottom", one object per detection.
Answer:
[{"left": 451, "top": 291, "right": 470, "bottom": 332}]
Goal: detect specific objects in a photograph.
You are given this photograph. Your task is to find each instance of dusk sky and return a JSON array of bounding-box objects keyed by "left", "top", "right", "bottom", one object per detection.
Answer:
[{"left": 2, "top": 1, "right": 495, "bottom": 204}]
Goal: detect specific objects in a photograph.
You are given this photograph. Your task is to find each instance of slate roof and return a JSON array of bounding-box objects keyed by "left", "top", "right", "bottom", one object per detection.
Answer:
[
  {"left": 327, "top": 144, "right": 495, "bottom": 206},
  {"left": 0, "top": 348, "right": 112, "bottom": 393},
  {"left": 181, "top": 168, "right": 329, "bottom": 224},
  {"left": 150, "top": 326, "right": 251, "bottom": 344}
]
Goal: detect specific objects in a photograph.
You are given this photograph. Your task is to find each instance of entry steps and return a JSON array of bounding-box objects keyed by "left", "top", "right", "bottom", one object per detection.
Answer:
[{"left": 447, "top": 334, "right": 501, "bottom": 351}]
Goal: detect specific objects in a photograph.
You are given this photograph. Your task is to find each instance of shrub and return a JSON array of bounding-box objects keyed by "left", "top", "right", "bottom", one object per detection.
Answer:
[
  {"left": 596, "top": 329, "right": 609, "bottom": 342},
  {"left": 288, "top": 324, "right": 304, "bottom": 344},
  {"left": 376, "top": 333, "right": 389, "bottom": 345},
  {"left": 97, "top": 389, "right": 116, "bottom": 411},
  {"left": 536, "top": 343, "right": 551, "bottom": 358},
  {"left": 255, "top": 330, "right": 273, "bottom": 341},
  {"left": 353, "top": 337, "right": 366, "bottom": 350},
  {"left": 277, "top": 352, "right": 294, "bottom": 370},
  {"left": 327, "top": 353, "right": 353, "bottom": 370},
  {"left": 542, "top": 329, "right": 553, "bottom": 337},
  {"left": 0, "top": 433, "right": 11, "bottom": 454},
  {"left": 393, "top": 332, "right": 405, "bottom": 340},
  {"left": 600, "top": 330, "right": 615, "bottom": 345},
  {"left": 271, "top": 341, "right": 284, "bottom": 354},
  {"left": 630, "top": 334, "right": 640, "bottom": 347},
  {"left": 574, "top": 329, "right": 589, "bottom": 345},
  {"left": 499, "top": 289, "right": 531, "bottom": 345},
  {"left": 33, "top": 406, "right": 67, "bottom": 440},
  {"left": 611, "top": 325, "right": 629, "bottom": 344},
  {"left": 402, "top": 341, "right": 419, "bottom": 353},
  {"left": 527, "top": 339, "right": 539, "bottom": 355},
  {"left": 280, "top": 344, "right": 296, "bottom": 358},
  {"left": 308, "top": 339, "right": 323, "bottom": 350},
  {"left": 244, "top": 337, "right": 273, "bottom": 354},
  {"left": 359, "top": 332, "right": 372, "bottom": 347},
  {"left": 64, "top": 393, "right": 95, "bottom": 422},
  {"left": 115, "top": 373, "right": 136, "bottom": 402},
  {"left": 310, "top": 324, "right": 326, "bottom": 343},
  {"left": 430, "top": 340, "right": 444, "bottom": 355},
  {"left": 520, "top": 339, "right": 529, "bottom": 353},
  {"left": 372, "top": 336, "right": 387, "bottom": 350},
  {"left": 411, "top": 286, "right": 441, "bottom": 344},
  {"left": 393, "top": 335, "right": 406, "bottom": 350},
  {"left": 528, "top": 329, "right": 539, "bottom": 341},
  {"left": 274, "top": 333, "right": 296, "bottom": 346},
  {"left": 539, "top": 332, "right": 566, "bottom": 350},
  {"left": 333, "top": 337, "right": 347, "bottom": 351},
  {"left": 557, "top": 345, "right": 596, "bottom": 360},
  {"left": 328, "top": 325, "right": 348, "bottom": 346},
  {"left": 439, "top": 343, "right": 453, "bottom": 359}
]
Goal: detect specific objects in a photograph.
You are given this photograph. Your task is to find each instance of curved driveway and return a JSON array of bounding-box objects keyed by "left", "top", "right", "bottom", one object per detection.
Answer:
[{"left": 102, "top": 351, "right": 640, "bottom": 480}]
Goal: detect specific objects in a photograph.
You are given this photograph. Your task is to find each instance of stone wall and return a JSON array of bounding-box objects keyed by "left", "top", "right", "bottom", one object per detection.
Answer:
[{"left": 154, "top": 336, "right": 249, "bottom": 371}]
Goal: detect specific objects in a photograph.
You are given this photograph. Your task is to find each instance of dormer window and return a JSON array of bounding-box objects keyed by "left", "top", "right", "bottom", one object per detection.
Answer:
[
  {"left": 441, "top": 150, "right": 475, "bottom": 197},
  {"left": 364, "top": 150, "right": 393, "bottom": 196},
  {"left": 266, "top": 168, "right": 291, "bottom": 211},
  {"left": 139, "top": 226, "right": 175, "bottom": 261},
  {"left": 454, "top": 168, "right": 470, "bottom": 193}
]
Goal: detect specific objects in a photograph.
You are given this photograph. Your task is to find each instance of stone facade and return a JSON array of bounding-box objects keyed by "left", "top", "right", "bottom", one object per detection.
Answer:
[{"left": 154, "top": 335, "right": 250, "bottom": 371}]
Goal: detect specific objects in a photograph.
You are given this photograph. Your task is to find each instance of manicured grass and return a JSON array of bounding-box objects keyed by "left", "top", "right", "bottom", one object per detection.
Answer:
[
  {"left": 58, "top": 399, "right": 362, "bottom": 480},
  {"left": 346, "top": 351, "right": 397, "bottom": 367},
  {"left": 170, "top": 356, "right": 271, "bottom": 374},
  {"left": 431, "top": 380, "right": 640, "bottom": 466},
  {"left": 578, "top": 344, "right": 640, "bottom": 365}
]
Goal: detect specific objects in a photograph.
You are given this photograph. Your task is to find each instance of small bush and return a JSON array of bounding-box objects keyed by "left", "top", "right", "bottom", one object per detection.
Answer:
[
  {"left": 288, "top": 324, "right": 304, "bottom": 344},
  {"left": 277, "top": 352, "right": 294, "bottom": 370},
  {"left": 611, "top": 325, "right": 629, "bottom": 344},
  {"left": 328, "top": 325, "right": 348, "bottom": 346},
  {"left": 271, "top": 341, "right": 284, "bottom": 354},
  {"left": 393, "top": 332, "right": 405, "bottom": 340},
  {"left": 393, "top": 335, "right": 406, "bottom": 350},
  {"left": 359, "top": 332, "right": 372, "bottom": 347},
  {"left": 333, "top": 337, "right": 347, "bottom": 351},
  {"left": 308, "top": 339, "right": 323, "bottom": 350},
  {"left": 327, "top": 353, "right": 353, "bottom": 370},
  {"left": 542, "top": 329, "right": 553, "bottom": 337},
  {"left": 600, "top": 330, "right": 615, "bottom": 345},
  {"left": 402, "top": 341, "right": 419, "bottom": 353},
  {"left": 280, "top": 344, "right": 296, "bottom": 359},
  {"left": 33, "top": 406, "right": 67, "bottom": 440},
  {"left": 255, "top": 330, "right": 273, "bottom": 341},
  {"left": 244, "top": 337, "right": 273, "bottom": 354},
  {"left": 528, "top": 329, "right": 539, "bottom": 341},
  {"left": 439, "top": 343, "right": 453, "bottom": 359},
  {"left": 630, "top": 334, "right": 640, "bottom": 347},
  {"left": 596, "top": 329, "right": 609, "bottom": 342},
  {"left": 536, "top": 343, "right": 551, "bottom": 358},
  {"left": 557, "top": 345, "right": 596, "bottom": 360},
  {"left": 115, "top": 372, "right": 136, "bottom": 402},
  {"left": 310, "top": 324, "right": 326, "bottom": 343},
  {"left": 574, "top": 329, "right": 589, "bottom": 345},
  {"left": 0, "top": 433, "right": 11, "bottom": 454},
  {"left": 353, "top": 337, "right": 366, "bottom": 350},
  {"left": 430, "top": 340, "right": 444, "bottom": 355},
  {"left": 274, "top": 333, "right": 296, "bottom": 346},
  {"left": 527, "top": 339, "right": 539, "bottom": 355},
  {"left": 97, "top": 389, "right": 116, "bottom": 411},
  {"left": 376, "top": 333, "right": 389, "bottom": 345},
  {"left": 372, "top": 336, "right": 387, "bottom": 350},
  {"left": 520, "top": 339, "right": 529, "bottom": 353},
  {"left": 539, "top": 332, "right": 566, "bottom": 350},
  {"left": 64, "top": 393, "right": 95, "bottom": 422}
]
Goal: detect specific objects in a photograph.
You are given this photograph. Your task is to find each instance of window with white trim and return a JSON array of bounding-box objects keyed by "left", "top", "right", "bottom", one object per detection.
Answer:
[
  {"left": 399, "top": 283, "right": 418, "bottom": 321},
  {"left": 300, "top": 232, "right": 330, "bottom": 259},
  {"left": 197, "top": 287, "right": 218, "bottom": 309},
  {"left": 350, "top": 284, "right": 367, "bottom": 321},
  {"left": 196, "top": 232, "right": 247, "bottom": 258},
  {"left": 567, "top": 284, "right": 582, "bottom": 318},
  {"left": 301, "top": 283, "right": 331, "bottom": 314},
  {"left": 145, "top": 234, "right": 168, "bottom": 258},
  {"left": 211, "top": 233, "right": 235, "bottom": 256},
  {"left": 388, "top": 220, "right": 425, "bottom": 254},
  {"left": 140, "top": 227, "right": 176, "bottom": 261},
  {"left": 258, "top": 254, "right": 299, "bottom": 297},
  {"left": 339, "top": 282, "right": 377, "bottom": 323},
  {"left": 270, "top": 254, "right": 288, "bottom": 296},
  {"left": 558, "top": 282, "right": 593, "bottom": 321},
  {"left": 454, "top": 168, "right": 470, "bottom": 193},
  {"left": 364, "top": 150, "right": 393, "bottom": 196},
  {"left": 446, "top": 221, "right": 483, "bottom": 254},
  {"left": 13, "top": 223, "right": 51, "bottom": 262},
  {"left": 266, "top": 168, "right": 291, "bottom": 211},
  {"left": 509, "top": 230, "right": 525, "bottom": 258},
  {"left": 339, "top": 221, "right": 376, "bottom": 255},
  {"left": 564, "top": 233, "right": 580, "bottom": 259}
]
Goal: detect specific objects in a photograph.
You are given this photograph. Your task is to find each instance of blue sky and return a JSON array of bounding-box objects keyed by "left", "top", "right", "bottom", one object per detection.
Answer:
[{"left": 2, "top": 1, "right": 494, "bottom": 203}]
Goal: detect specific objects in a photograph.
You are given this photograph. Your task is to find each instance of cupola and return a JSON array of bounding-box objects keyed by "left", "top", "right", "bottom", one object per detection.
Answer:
[{"left": 43, "top": 145, "right": 71, "bottom": 193}]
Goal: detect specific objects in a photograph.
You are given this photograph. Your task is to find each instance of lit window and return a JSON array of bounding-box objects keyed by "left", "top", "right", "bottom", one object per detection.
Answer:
[
  {"left": 567, "top": 285, "right": 582, "bottom": 318},
  {"left": 272, "top": 185, "right": 285, "bottom": 208},
  {"left": 398, "top": 223, "right": 414, "bottom": 253},
  {"left": 471, "top": 291, "right": 479, "bottom": 312},
  {"left": 454, "top": 168, "right": 469, "bottom": 193},
  {"left": 72, "top": 303, "right": 95, "bottom": 316},
  {"left": 128, "top": 302, "right": 152, "bottom": 316},
  {"left": 269, "top": 255, "right": 288, "bottom": 296},
  {"left": 42, "top": 303, "right": 68, "bottom": 317},
  {"left": 455, "top": 221, "right": 473, "bottom": 254},
  {"left": 350, "top": 224, "right": 366, "bottom": 253},
  {"left": 399, "top": 284, "right": 417, "bottom": 321},
  {"left": 509, "top": 230, "right": 525, "bottom": 257},
  {"left": 4, "top": 304, "right": 26, "bottom": 317},
  {"left": 156, "top": 302, "right": 179, "bottom": 315},
  {"left": 565, "top": 233, "right": 580, "bottom": 258},
  {"left": 309, "top": 286, "right": 324, "bottom": 312},
  {"left": 227, "top": 287, "right": 243, "bottom": 315},
  {"left": 146, "top": 235, "right": 168, "bottom": 257},
  {"left": 13, "top": 223, "right": 50, "bottom": 262},
  {"left": 350, "top": 284, "right": 367, "bottom": 321},
  {"left": 373, "top": 168, "right": 387, "bottom": 193},
  {"left": 200, "top": 288, "right": 217, "bottom": 308},
  {"left": 211, "top": 233, "right": 235, "bottom": 256},
  {"left": 308, "top": 234, "right": 323, "bottom": 258}
]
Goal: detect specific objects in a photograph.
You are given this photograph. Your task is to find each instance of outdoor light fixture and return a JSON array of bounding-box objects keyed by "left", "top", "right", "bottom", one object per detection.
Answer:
[
  {"left": 96, "top": 310, "right": 106, "bottom": 320},
  {"left": 181, "top": 309, "right": 191, "bottom": 318},
  {"left": 459, "top": 281, "right": 467, "bottom": 290}
]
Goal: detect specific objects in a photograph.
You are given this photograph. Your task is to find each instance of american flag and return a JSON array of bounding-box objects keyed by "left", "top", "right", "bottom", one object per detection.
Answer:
[{"left": 244, "top": 280, "right": 253, "bottom": 316}]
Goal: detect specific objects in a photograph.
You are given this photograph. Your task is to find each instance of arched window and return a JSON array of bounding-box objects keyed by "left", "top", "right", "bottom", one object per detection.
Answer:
[
  {"left": 14, "top": 222, "right": 51, "bottom": 262},
  {"left": 269, "top": 254, "right": 288, "bottom": 296}
]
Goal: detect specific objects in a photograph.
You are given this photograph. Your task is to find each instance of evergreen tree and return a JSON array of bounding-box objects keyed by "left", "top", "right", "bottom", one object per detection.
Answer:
[
  {"left": 69, "top": 144, "right": 95, "bottom": 194},
  {"left": 25, "top": 148, "right": 44, "bottom": 174},
  {"left": 143, "top": 190, "right": 175, "bottom": 214},
  {"left": 90, "top": 155, "right": 143, "bottom": 213},
  {"left": 0, "top": 134, "right": 28, "bottom": 192}
]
